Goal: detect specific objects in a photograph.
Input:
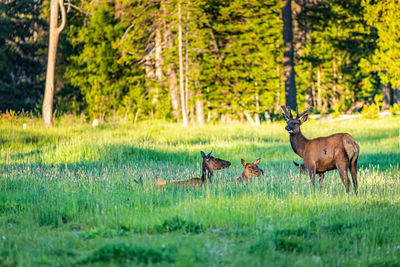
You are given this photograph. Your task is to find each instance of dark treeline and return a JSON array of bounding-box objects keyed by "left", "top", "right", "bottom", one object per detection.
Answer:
[{"left": 1, "top": 0, "right": 400, "bottom": 124}]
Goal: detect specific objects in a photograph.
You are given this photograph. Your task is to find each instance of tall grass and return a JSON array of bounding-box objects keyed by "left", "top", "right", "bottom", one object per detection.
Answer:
[{"left": 0, "top": 118, "right": 399, "bottom": 266}]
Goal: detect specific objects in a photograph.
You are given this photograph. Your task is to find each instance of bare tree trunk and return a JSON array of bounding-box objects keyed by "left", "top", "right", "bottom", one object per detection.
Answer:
[
  {"left": 164, "top": 27, "right": 179, "bottom": 119},
  {"left": 196, "top": 94, "right": 205, "bottom": 125},
  {"left": 382, "top": 83, "right": 392, "bottom": 110},
  {"left": 162, "top": 1, "right": 179, "bottom": 119},
  {"left": 178, "top": 2, "right": 188, "bottom": 126},
  {"left": 332, "top": 52, "right": 337, "bottom": 107},
  {"left": 184, "top": 12, "right": 189, "bottom": 118},
  {"left": 275, "top": 63, "right": 281, "bottom": 111},
  {"left": 134, "top": 108, "right": 141, "bottom": 125},
  {"left": 255, "top": 91, "right": 260, "bottom": 126},
  {"left": 282, "top": 0, "right": 297, "bottom": 110},
  {"left": 42, "top": 0, "right": 66, "bottom": 127},
  {"left": 244, "top": 111, "right": 256, "bottom": 126},
  {"left": 317, "top": 65, "right": 322, "bottom": 111},
  {"left": 155, "top": 28, "right": 163, "bottom": 85},
  {"left": 310, "top": 62, "right": 315, "bottom": 107}
]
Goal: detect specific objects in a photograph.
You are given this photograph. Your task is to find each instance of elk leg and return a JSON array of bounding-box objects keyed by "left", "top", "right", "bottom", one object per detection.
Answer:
[
  {"left": 337, "top": 164, "right": 350, "bottom": 193},
  {"left": 350, "top": 159, "right": 358, "bottom": 195},
  {"left": 318, "top": 172, "right": 325, "bottom": 191},
  {"left": 208, "top": 170, "right": 213, "bottom": 184},
  {"left": 308, "top": 166, "right": 316, "bottom": 189}
]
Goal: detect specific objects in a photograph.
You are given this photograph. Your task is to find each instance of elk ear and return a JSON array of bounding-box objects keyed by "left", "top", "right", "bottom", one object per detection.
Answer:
[
  {"left": 253, "top": 158, "right": 261, "bottom": 165},
  {"left": 241, "top": 159, "right": 246, "bottom": 166},
  {"left": 300, "top": 114, "right": 308, "bottom": 124},
  {"left": 201, "top": 151, "right": 205, "bottom": 158},
  {"left": 207, "top": 152, "right": 212, "bottom": 157}
]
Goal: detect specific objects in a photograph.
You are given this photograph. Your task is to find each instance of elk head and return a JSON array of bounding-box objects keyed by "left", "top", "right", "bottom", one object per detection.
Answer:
[
  {"left": 281, "top": 105, "right": 313, "bottom": 134},
  {"left": 238, "top": 158, "right": 264, "bottom": 182},
  {"left": 201, "top": 151, "right": 231, "bottom": 183}
]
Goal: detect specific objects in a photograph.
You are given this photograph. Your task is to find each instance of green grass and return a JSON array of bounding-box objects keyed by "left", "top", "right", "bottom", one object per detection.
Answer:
[{"left": 1, "top": 118, "right": 400, "bottom": 266}]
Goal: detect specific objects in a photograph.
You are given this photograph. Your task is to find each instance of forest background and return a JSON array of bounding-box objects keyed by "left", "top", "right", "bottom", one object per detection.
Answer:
[{"left": 1, "top": 0, "right": 400, "bottom": 125}]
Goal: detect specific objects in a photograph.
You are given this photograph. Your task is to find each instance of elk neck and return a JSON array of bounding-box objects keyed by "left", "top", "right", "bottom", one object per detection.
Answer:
[{"left": 289, "top": 129, "right": 308, "bottom": 158}]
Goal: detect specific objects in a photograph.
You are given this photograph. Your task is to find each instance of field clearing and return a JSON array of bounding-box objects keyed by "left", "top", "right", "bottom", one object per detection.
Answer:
[{"left": 1, "top": 118, "right": 400, "bottom": 266}]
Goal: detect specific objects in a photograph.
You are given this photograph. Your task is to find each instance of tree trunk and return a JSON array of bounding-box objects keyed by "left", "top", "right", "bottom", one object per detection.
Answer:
[
  {"left": 164, "top": 25, "right": 179, "bottom": 119},
  {"left": 42, "top": 0, "right": 66, "bottom": 127},
  {"left": 196, "top": 94, "right": 205, "bottom": 125},
  {"left": 155, "top": 28, "right": 163, "bottom": 85},
  {"left": 382, "top": 83, "right": 392, "bottom": 110},
  {"left": 310, "top": 62, "right": 315, "bottom": 107},
  {"left": 317, "top": 65, "right": 322, "bottom": 111},
  {"left": 244, "top": 111, "right": 256, "bottom": 126},
  {"left": 332, "top": 52, "right": 337, "bottom": 107},
  {"left": 184, "top": 13, "right": 189, "bottom": 118},
  {"left": 282, "top": 0, "right": 297, "bottom": 110},
  {"left": 178, "top": 2, "right": 188, "bottom": 126},
  {"left": 255, "top": 91, "right": 260, "bottom": 126}
]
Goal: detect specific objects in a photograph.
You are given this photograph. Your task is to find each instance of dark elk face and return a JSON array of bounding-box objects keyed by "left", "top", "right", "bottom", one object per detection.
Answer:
[
  {"left": 201, "top": 151, "right": 212, "bottom": 160},
  {"left": 201, "top": 151, "right": 231, "bottom": 170},
  {"left": 281, "top": 106, "right": 312, "bottom": 135},
  {"left": 241, "top": 158, "right": 264, "bottom": 179}
]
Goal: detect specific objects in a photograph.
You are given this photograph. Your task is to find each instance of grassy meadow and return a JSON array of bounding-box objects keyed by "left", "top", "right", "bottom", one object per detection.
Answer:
[{"left": 1, "top": 117, "right": 400, "bottom": 266}]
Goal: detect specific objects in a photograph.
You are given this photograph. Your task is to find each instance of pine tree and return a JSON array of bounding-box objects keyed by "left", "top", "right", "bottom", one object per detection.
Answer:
[
  {"left": 361, "top": 0, "right": 400, "bottom": 105},
  {"left": 0, "top": 0, "right": 47, "bottom": 112}
]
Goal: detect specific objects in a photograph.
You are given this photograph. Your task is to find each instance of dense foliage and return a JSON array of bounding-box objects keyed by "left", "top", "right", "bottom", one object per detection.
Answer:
[{"left": 1, "top": 0, "right": 400, "bottom": 122}]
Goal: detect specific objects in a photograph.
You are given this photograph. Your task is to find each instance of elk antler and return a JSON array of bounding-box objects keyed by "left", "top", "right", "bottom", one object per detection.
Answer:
[
  {"left": 295, "top": 106, "right": 313, "bottom": 119},
  {"left": 281, "top": 105, "right": 293, "bottom": 121}
]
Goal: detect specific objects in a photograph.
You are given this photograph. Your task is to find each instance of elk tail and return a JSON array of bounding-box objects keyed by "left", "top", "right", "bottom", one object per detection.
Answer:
[
  {"left": 343, "top": 135, "right": 360, "bottom": 164},
  {"left": 293, "top": 161, "right": 300, "bottom": 167}
]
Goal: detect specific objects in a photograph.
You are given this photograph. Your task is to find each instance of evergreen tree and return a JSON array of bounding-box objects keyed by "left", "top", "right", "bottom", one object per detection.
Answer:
[
  {"left": 361, "top": 0, "right": 400, "bottom": 103},
  {"left": 0, "top": 0, "right": 47, "bottom": 112}
]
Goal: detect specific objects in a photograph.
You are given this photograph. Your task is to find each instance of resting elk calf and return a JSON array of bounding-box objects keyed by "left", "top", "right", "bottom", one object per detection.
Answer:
[
  {"left": 201, "top": 151, "right": 231, "bottom": 183},
  {"left": 237, "top": 158, "right": 264, "bottom": 182},
  {"left": 155, "top": 178, "right": 201, "bottom": 188},
  {"left": 281, "top": 106, "right": 360, "bottom": 194}
]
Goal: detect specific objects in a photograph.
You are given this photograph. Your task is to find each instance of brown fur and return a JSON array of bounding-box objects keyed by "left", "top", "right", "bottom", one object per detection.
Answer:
[
  {"left": 155, "top": 178, "right": 201, "bottom": 188},
  {"left": 201, "top": 151, "right": 231, "bottom": 183},
  {"left": 282, "top": 106, "right": 360, "bottom": 194},
  {"left": 237, "top": 158, "right": 264, "bottom": 182}
]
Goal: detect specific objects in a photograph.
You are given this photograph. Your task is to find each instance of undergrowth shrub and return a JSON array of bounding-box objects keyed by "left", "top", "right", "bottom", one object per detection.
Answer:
[
  {"left": 78, "top": 242, "right": 174, "bottom": 264},
  {"left": 156, "top": 216, "right": 204, "bottom": 234}
]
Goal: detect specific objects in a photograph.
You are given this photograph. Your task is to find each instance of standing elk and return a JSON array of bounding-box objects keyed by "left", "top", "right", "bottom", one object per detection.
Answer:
[
  {"left": 281, "top": 106, "right": 360, "bottom": 194},
  {"left": 237, "top": 158, "right": 264, "bottom": 182},
  {"left": 201, "top": 151, "right": 231, "bottom": 183}
]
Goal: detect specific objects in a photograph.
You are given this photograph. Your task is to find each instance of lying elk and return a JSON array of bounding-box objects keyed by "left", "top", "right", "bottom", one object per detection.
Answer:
[
  {"left": 281, "top": 106, "right": 360, "bottom": 194},
  {"left": 155, "top": 178, "right": 201, "bottom": 188},
  {"left": 201, "top": 151, "right": 231, "bottom": 183},
  {"left": 237, "top": 158, "right": 264, "bottom": 182}
]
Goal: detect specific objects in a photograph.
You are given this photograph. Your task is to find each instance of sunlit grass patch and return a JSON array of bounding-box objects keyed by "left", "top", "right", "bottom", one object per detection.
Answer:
[{"left": 0, "top": 117, "right": 399, "bottom": 265}]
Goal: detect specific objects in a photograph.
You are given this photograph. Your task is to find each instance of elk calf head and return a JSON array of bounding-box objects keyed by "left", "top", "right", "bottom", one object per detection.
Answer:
[
  {"left": 201, "top": 151, "right": 231, "bottom": 183},
  {"left": 237, "top": 158, "right": 264, "bottom": 182}
]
